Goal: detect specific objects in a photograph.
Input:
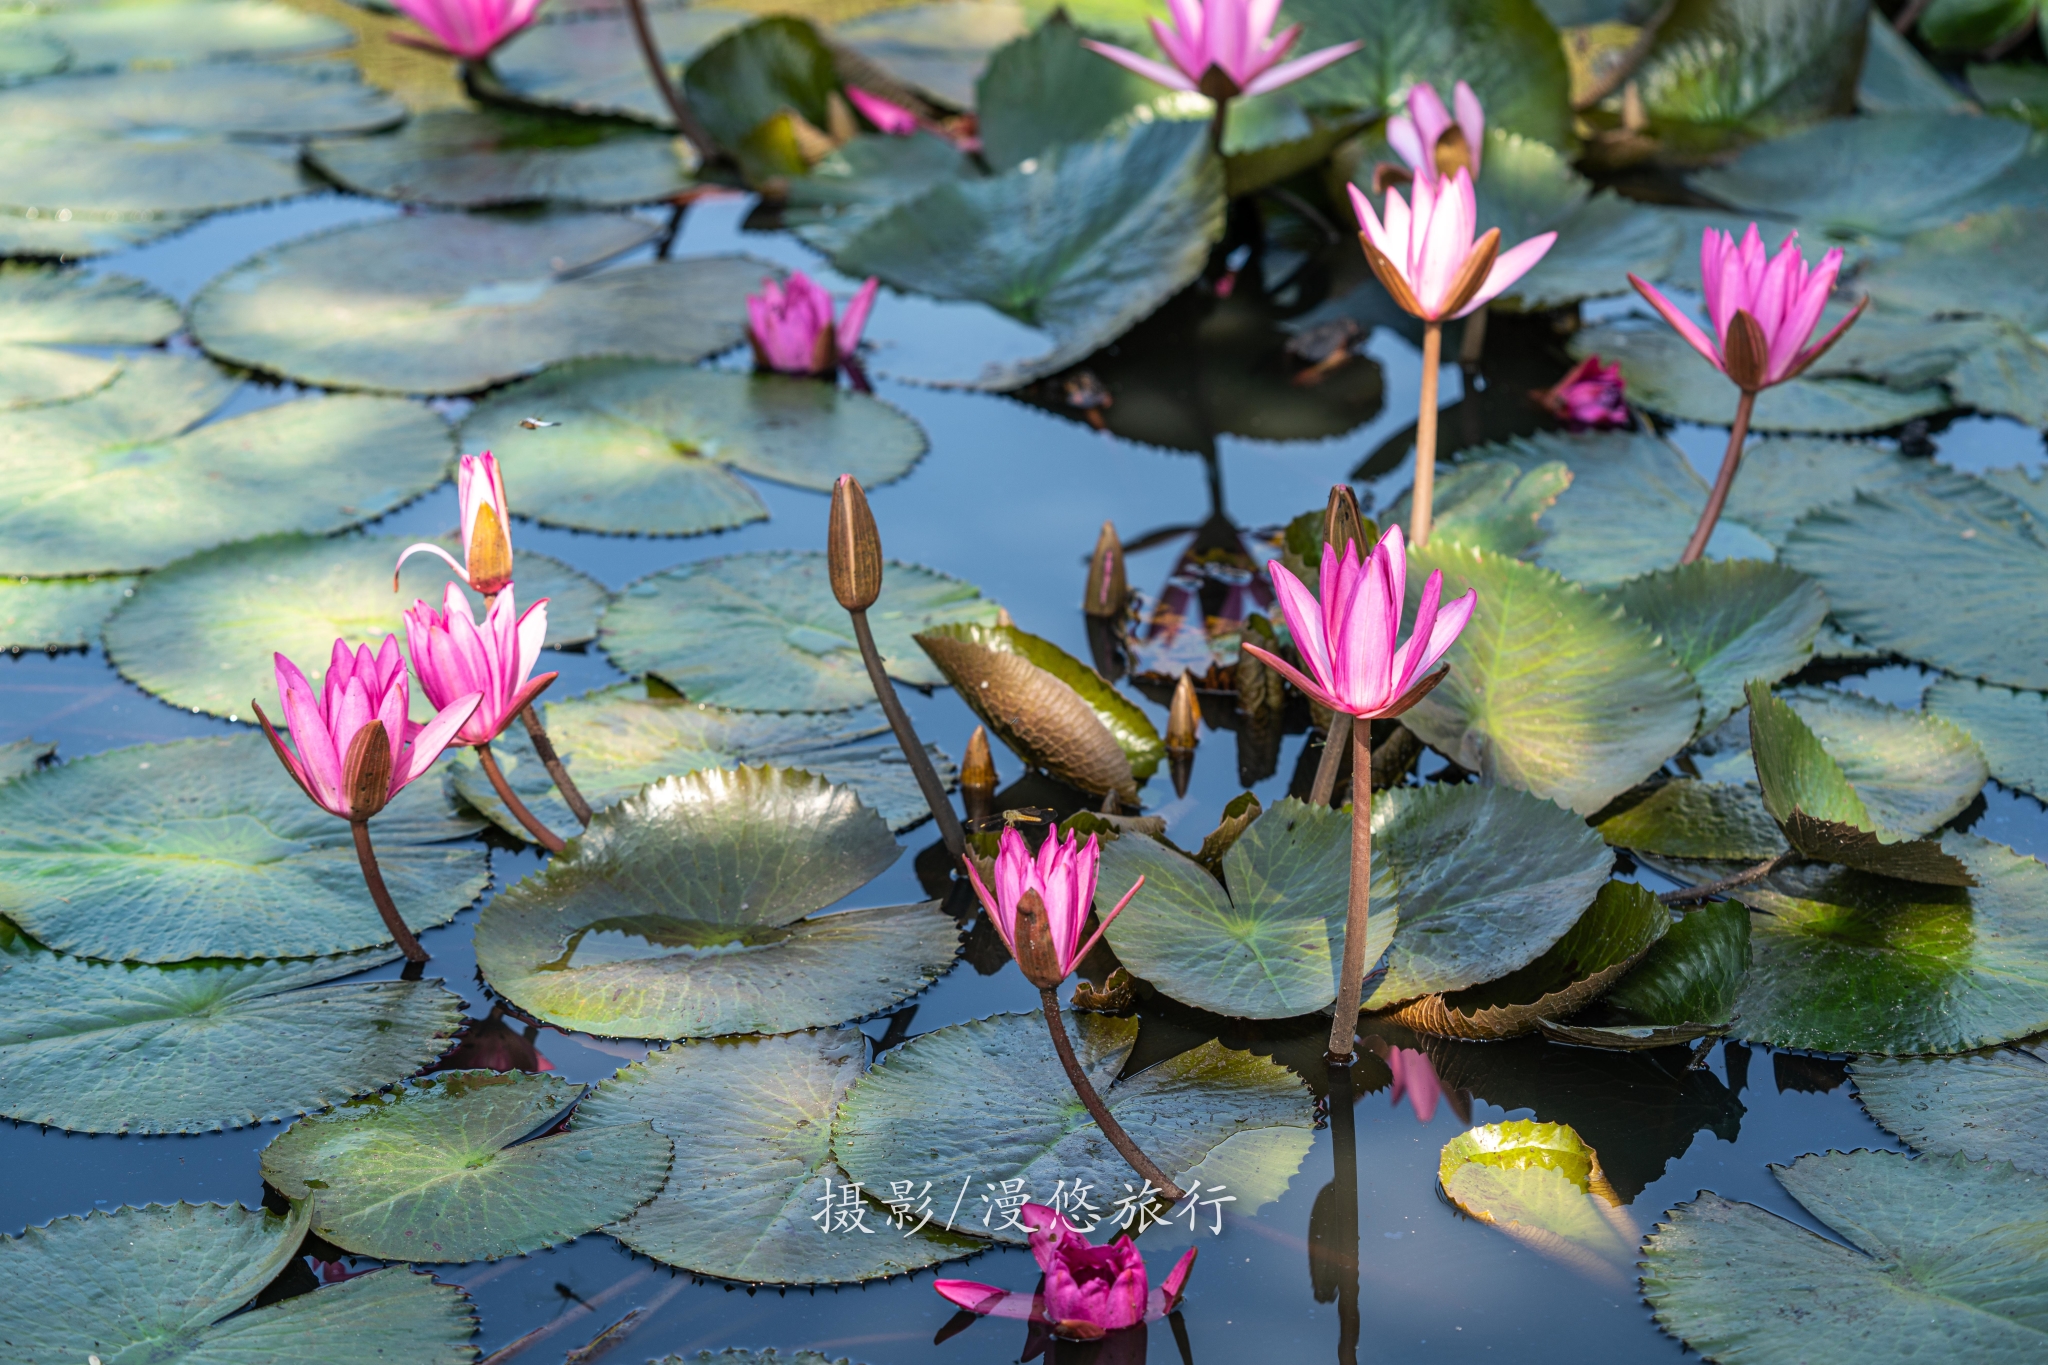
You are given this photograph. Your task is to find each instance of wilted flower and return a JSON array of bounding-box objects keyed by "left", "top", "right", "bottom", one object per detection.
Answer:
[
  {"left": 403, "top": 583, "right": 556, "bottom": 747},
  {"left": 1386, "top": 80, "right": 1484, "bottom": 184},
  {"left": 395, "top": 452, "right": 514, "bottom": 597},
  {"left": 390, "top": 0, "right": 540, "bottom": 60},
  {"left": 1082, "top": 0, "right": 1361, "bottom": 101},
  {"left": 1536, "top": 355, "right": 1629, "bottom": 429},
  {"left": 1348, "top": 171, "right": 1554, "bottom": 322},
  {"left": 965, "top": 826, "right": 1144, "bottom": 989},
  {"left": 935, "top": 1203, "right": 1197, "bottom": 1338},
  {"left": 747, "top": 271, "right": 880, "bottom": 377}
]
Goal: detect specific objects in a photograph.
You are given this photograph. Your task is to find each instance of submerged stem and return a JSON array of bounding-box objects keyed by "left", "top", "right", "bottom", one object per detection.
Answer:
[
  {"left": 518, "top": 705, "right": 592, "bottom": 827},
  {"left": 850, "top": 607, "right": 967, "bottom": 864},
  {"left": 1309, "top": 713, "right": 1351, "bottom": 806},
  {"left": 619, "top": 0, "right": 719, "bottom": 163},
  {"left": 1411, "top": 321, "right": 1443, "bottom": 547},
  {"left": 1327, "top": 718, "right": 1374, "bottom": 1061},
  {"left": 1680, "top": 388, "right": 1756, "bottom": 565},
  {"left": 478, "top": 742, "right": 567, "bottom": 853},
  {"left": 1038, "top": 987, "right": 1186, "bottom": 1201},
  {"left": 350, "top": 819, "right": 428, "bottom": 963}
]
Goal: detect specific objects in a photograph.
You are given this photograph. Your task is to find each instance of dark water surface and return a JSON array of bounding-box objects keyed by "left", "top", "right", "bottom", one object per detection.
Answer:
[{"left": 4, "top": 190, "right": 2043, "bottom": 1364}]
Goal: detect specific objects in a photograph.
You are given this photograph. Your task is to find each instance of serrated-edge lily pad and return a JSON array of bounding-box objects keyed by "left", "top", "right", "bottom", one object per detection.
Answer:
[
  {"left": 1541, "top": 899, "right": 1749, "bottom": 1050},
  {"left": 0, "top": 206, "right": 201, "bottom": 261},
  {"left": 1437, "top": 1119, "right": 1636, "bottom": 1281},
  {"left": 1638, "top": 0, "right": 1869, "bottom": 156},
  {"left": 1926, "top": 677, "right": 2048, "bottom": 801},
  {"left": 0, "top": 572, "right": 133, "bottom": 650},
  {"left": 1860, "top": 207, "right": 2048, "bottom": 332},
  {"left": 0, "top": 264, "right": 180, "bottom": 410},
  {"left": 0, "top": 738, "right": 54, "bottom": 784},
  {"left": 1386, "top": 457, "right": 1570, "bottom": 557},
  {"left": 0, "top": 134, "right": 312, "bottom": 218},
  {"left": 261, "top": 1069, "right": 673, "bottom": 1262},
  {"left": 1718, "top": 436, "right": 1932, "bottom": 549},
  {"left": 0, "top": 0, "right": 355, "bottom": 75},
  {"left": 1851, "top": 1044, "right": 2048, "bottom": 1173},
  {"left": 0, "top": 62, "right": 404, "bottom": 139},
  {"left": 1607, "top": 559, "right": 1826, "bottom": 734},
  {"left": 1596, "top": 781, "right": 1788, "bottom": 860}
]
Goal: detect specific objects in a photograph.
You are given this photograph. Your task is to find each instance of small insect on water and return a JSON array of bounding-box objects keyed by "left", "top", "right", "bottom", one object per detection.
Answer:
[{"left": 519, "top": 417, "right": 558, "bottom": 429}]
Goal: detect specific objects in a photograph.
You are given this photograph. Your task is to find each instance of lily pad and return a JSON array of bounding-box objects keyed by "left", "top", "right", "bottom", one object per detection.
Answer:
[
  {"left": 484, "top": 7, "right": 755, "bottom": 127},
  {"left": 576, "top": 1029, "right": 974, "bottom": 1283},
  {"left": 0, "top": 357, "right": 453, "bottom": 576},
  {"left": 832, "top": 1010, "right": 1315, "bottom": 1245},
  {"left": 0, "top": 265, "right": 180, "bottom": 409},
  {"left": 0, "top": 1203, "right": 476, "bottom": 1365},
  {"left": 974, "top": 12, "right": 1164, "bottom": 172},
  {"left": 1595, "top": 780, "right": 1786, "bottom": 860},
  {"left": 784, "top": 131, "right": 977, "bottom": 256},
  {"left": 0, "top": 62, "right": 402, "bottom": 138},
  {"left": 460, "top": 360, "right": 927, "bottom": 537},
  {"left": 1860, "top": 207, "right": 2048, "bottom": 331},
  {"left": 310, "top": 109, "right": 697, "bottom": 208},
  {"left": 0, "top": 206, "right": 199, "bottom": 260},
  {"left": 599, "top": 550, "right": 999, "bottom": 713},
  {"left": 1636, "top": 0, "right": 1868, "bottom": 155},
  {"left": 1926, "top": 678, "right": 2048, "bottom": 801},
  {"left": 1642, "top": 1151, "right": 2048, "bottom": 1363},
  {"left": 0, "top": 733, "right": 487, "bottom": 963},
  {"left": 1396, "top": 540, "right": 1702, "bottom": 814},
  {"left": 1730, "top": 834, "right": 2048, "bottom": 1053},
  {"left": 1782, "top": 470, "right": 2048, "bottom": 690},
  {"left": 0, "top": 573, "right": 132, "bottom": 650},
  {"left": 1716, "top": 437, "right": 1930, "bottom": 548},
  {"left": 0, "top": 0, "right": 352, "bottom": 74},
  {"left": 261, "top": 1070, "right": 673, "bottom": 1262},
  {"left": 0, "top": 930, "right": 461, "bottom": 1134},
  {"left": 1971, "top": 60, "right": 2048, "bottom": 124},
  {"left": 474, "top": 767, "right": 959, "bottom": 1038},
  {"left": 447, "top": 685, "right": 958, "bottom": 840},
  {"left": 1947, "top": 323, "right": 2048, "bottom": 428},
  {"left": 828, "top": 116, "right": 1225, "bottom": 388},
  {"left": 1861, "top": 14, "right": 1978, "bottom": 114},
  {"left": 1437, "top": 1121, "right": 1636, "bottom": 1280},
  {"left": 685, "top": 15, "right": 838, "bottom": 172},
  {"left": 1543, "top": 899, "right": 1749, "bottom": 1049},
  {"left": 188, "top": 211, "right": 761, "bottom": 395},
  {"left": 0, "top": 739, "right": 53, "bottom": 784},
  {"left": 1387, "top": 458, "right": 1571, "bottom": 556},
  {"left": 1466, "top": 130, "right": 1680, "bottom": 308},
  {"left": 1607, "top": 559, "right": 1826, "bottom": 733},
  {"left": 0, "top": 135, "right": 310, "bottom": 219},
  {"left": 104, "top": 532, "right": 606, "bottom": 721},
  {"left": 1852, "top": 1044, "right": 2048, "bottom": 1174}
]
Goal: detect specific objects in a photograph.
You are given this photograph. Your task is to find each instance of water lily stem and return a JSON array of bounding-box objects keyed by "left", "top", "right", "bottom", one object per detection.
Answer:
[
  {"left": 850, "top": 607, "right": 968, "bottom": 864},
  {"left": 1309, "top": 713, "right": 1350, "bottom": 806},
  {"left": 1209, "top": 98, "right": 1229, "bottom": 154},
  {"left": 1325, "top": 1059, "right": 1361, "bottom": 1365},
  {"left": 518, "top": 705, "right": 592, "bottom": 826},
  {"left": 477, "top": 742, "right": 567, "bottom": 853},
  {"left": 1327, "top": 717, "right": 1373, "bottom": 1061},
  {"left": 1411, "top": 320, "right": 1442, "bottom": 547},
  {"left": 1658, "top": 849, "right": 1792, "bottom": 905},
  {"left": 1039, "top": 988, "right": 1185, "bottom": 1201},
  {"left": 1680, "top": 388, "right": 1756, "bottom": 565},
  {"left": 350, "top": 819, "right": 428, "bottom": 964},
  {"left": 620, "top": 0, "right": 719, "bottom": 163}
]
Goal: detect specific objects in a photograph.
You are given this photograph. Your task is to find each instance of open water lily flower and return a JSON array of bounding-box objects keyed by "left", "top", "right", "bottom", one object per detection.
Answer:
[
  {"left": 1243, "top": 524, "right": 1475, "bottom": 719},
  {"left": 966, "top": 825, "right": 1143, "bottom": 990},
  {"left": 254, "top": 637, "right": 478, "bottom": 822},
  {"left": 1537, "top": 355, "right": 1629, "bottom": 429},
  {"left": 404, "top": 582, "right": 555, "bottom": 747},
  {"left": 390, "top": 0, "right": 540, "bottom": 60},
  {"left": 1386, "top": 80, "right": 1484, "bottom": 184},
  {"left": 1081, "top": 0, "right": 1361, "bottom": 100},
  {"left": 395, "top": 451, "right": 514, "bottom": 597},
  {"left": 1347, "top": 171, "right": 1554, "bottom": 322},
  {"left": 747, "top": 271, "right": 880, "bottom": 377},
  {"left": 935, "top": 1203, "right": 1196, "bottom": 1338}
]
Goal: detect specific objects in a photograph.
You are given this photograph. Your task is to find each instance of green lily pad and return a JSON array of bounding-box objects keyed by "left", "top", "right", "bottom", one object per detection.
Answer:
[
  {"left": 1387, "top": 457, "right": 1571, "bottom": 556},
  {"left": 1971, "top": 60, "right": 2048, "bottom": 124},
  {"left": 1807, "top": 308, "right": 2007, "bottom": 391},
  {"left": 1861, "top": 14, "right": 1978, "bottom": 114},
  {"left": 599, "top": 550, "right": 998, "bottom": 713},
  {"left": 1635, "top": 0, "right": 1868, "bottom": 155},
  {"left": 685, "top": 15, "right": 838, "bottom": 176},
  {"left": 261, "top": 1070, "right": 673, "bottom": 1262},
  {"left": 1465, "top": 130, "right": 1680, "bottom": 308},
  {"left": 0, "top": 573, "right": 133, "bottom": 650},
  {"left": 974, "top": 12, "right": 1165, "bottom": 172},
  {"left": 474, "top": 767, "right": 959, "bottom": 1038},
  {"left": 1396, "top": 539, "right": 1702, "bottom": 814},
  {"left": 0, "top": 355, "right": 453, "bottom": 576},
  {"left": 0, "top": 206, "right": 200, "bottom": 260},
  {"left": 1607, "top": 560, "right": 1826, "bottom": 733},
  {"left": 1923, "top": 0, "right": 2039, "bottom": 51},
  {"left": 1852, "top": 1044, "right": 2048, "bottom": 1174},
  {"left": 0, "top": 930, "right": 461, "bottom": 1134},
  {"left": 1595, "top": 780, "right": 1786, "bottom": 860},
  {"left": 1438, "top": 1120, "right": 1636, "bottom": 1279},
  {"left": 188, "top": 211, "right": 760, "bottom": 395},
  {"left": 832, "top": 1010, "right": 1314, "bottom": 1245},
  {"left": 784, "top": 131, "right": 978, "bottom": 256},
  {"left": 576, "top": 1028, "right": 974, "bottom": 1283},
  {"left": 447, "top": 684, "right": 957, "bottom": 840},
  {"left": 1716, "top": 436, "right": 1930, "bottom": 548},
  {"left": 1542, "top": 897, "right": 1749, "bottom": 1049},
  {"left": 0, "top": 62, "right": 402, "bottom": 138},
  {"left": 459, "top": 360, "right": 926, "bottom": 537},
  {"left": 0, "top": 1203, "right": 476, "bottom": 1365},
  {"left": 1860, "top": 208, "right": 2048, "bottom": 331},
  {"left": 104, "top": 532, "right": 606, "bottom": 721},
  {"left": 0, "top": 265, "right": 180, "bottom": 410},
  {"left": 483, "top": 7, "right": 753, "bottom": 126},
  {"left": 0, "top": 24, "right": 66, "bottom": 81},
  {"left": 1947, "top": 323, "right": 2048, "bottom": 428},
  {"left": 0, "top": 0, "right": 352, "bottom": 75},
  {"left": 0, "top": 133, "right": 314, "bottom": 218},
  {"left": 828, "top": 116, "right": 1224, "bottom": 388},
  {"left": 1782, "top": 470, "right": 2048, "bottom": 690},
  {"left": 0, "top": 739, "right": 54, "bottom": 784},
  {"left": 1926, "top": 678, "right": 2048, "bottom": 800},
  {"left": 310, "top": 109, "right": 697, "bottom": 208},
  {"left": 1643, "top": 1151, "right": 2048, "bottom": 1362},
  {"left": 0, "top": 733, "right": 487, "bottom": 963},
  {"left": 1984, "top": 464, "right": 2048, "bottom": 523},
  {"left": 1729, "top": 834, "right": 2048, "bottom": 1053}
]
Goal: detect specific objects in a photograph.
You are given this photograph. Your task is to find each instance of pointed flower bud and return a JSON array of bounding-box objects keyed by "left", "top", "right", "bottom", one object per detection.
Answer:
[
  {"left": 343, "top": 720, "right": 396, "bottom": 821},
  {"left": 1322, "top": 484, "right": 1365, "bottom": 566},
  {"left": 1083, "top": 521, "right": 1127, "bottom": 618},
  {"left": 1167, "top": 672, "right": 1200, "bottom": 752},
  {"left": 828, "top": 474, "right": 884, "bottom": 611},
  {"left": 394, "top": 451, "right": 514, "bottom": 596},
  {"left": 962, "top": 724, "right": 998, "bottom": 793}
]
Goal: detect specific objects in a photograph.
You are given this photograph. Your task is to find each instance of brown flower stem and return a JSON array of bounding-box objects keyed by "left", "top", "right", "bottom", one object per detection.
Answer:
[
  {"left": 1893, "top": 0, "right": 1933, "bottom": 32},
  {"left": 1039, "top": 987, "right": 1185, "bottom": 1201},
  {"left": 1325, "top": 1058, "right": 1361, "bottom": 1365},
  {"left": 518, "top": 705, "right": 592, "bottom": 826},
  {"left": 1571, "top": 0, "right": 1680, "bottom": 110},
  {"left": 1208, "top": 98, "right": 1229, "bottom": 154},
  {"left": 478, "top": 742, "right": 567, "bottom": 853},
  {"left": 1309, "top": 712, "right": 1351, "bottom": 806},
  {"left": 1658, "top": 850, "right": 1792, "bottom": 905},
  {"left": 1327, "top": 718, "right": 1374, "bottom": 1061},
  {"left": 350, "top": 819, "right": 428, "bottom": 963},
  {"left": 850, "top": 607, "right": 967, "bottom": 864},
  {"left": 1458, "top": 303, "right": 1489, "bottom": 367},
  {"left": 620, "top": 0, "right": 719, "bottom": 163},
  {"left": 1411, "top": 320, "right": 1443, "bottom": 547},
  {"left": 1680, "top": 388, "right": 1757, "bottom": 565}
]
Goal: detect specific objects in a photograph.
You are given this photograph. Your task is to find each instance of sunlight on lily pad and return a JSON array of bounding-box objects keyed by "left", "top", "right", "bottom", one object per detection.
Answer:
[
  {"left": 1438, "top": 1120, "right": 1636, "bottom": 1282},
  {"left": 0, "top": 265, "right": 180, "bottom": 410},
  {"left": 0, "top": 62, "right": 403, "bottom": 138},
  {"left": 0, "top": 0, "right": 353, "bottom": 74},
  {"left": 0, "top": 573, "right": 134, "bottom": 651},
  {"left": 1606, "top": 560, "right": 1826, "bottom": 734}
]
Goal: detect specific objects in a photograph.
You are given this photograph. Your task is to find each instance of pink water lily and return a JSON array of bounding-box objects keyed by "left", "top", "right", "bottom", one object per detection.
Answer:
[
  {"left": 935, "top": 1203, "right": 1196, "bottom": 1338},
  {"left": 846, "top": 85, "right": 921, "bottom": 136},
  {"left": 966, "top": 825, "right": 1143, "bottom": 989},
  {"left": 1348, "top": 170, "right": 1554, "bottom": 323},
  {"left": 747, "top": 271, "right": 880, "bottom": 377},
  {"left": 1385, "top": 1046, "right": 1445, "bottom": 1124},
  {"left": 1387, "top": 80, "right": 1484, "bottom": 184},
  {"left": 1081, "top": 0, "right": 1361, "bottom": 101},
  {"left": 390, "top": 0, "right": 540, "bottom": 60},
  {"left": 1536, "top": 355, "right": 1629, "bottom": 429},
  {"left": 395, "top": 452, "right": 514, "bottom": 597},
  {"left": 404, "top": 582, "right": 555, "bottom": 747}
]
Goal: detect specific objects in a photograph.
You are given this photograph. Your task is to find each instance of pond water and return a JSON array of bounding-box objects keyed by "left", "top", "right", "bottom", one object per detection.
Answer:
[{"left": 9, "top": 174, "right": 2047, "bottom": 1364}]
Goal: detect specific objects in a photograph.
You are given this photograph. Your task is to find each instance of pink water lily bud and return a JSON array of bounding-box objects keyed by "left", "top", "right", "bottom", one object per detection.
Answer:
[
  {"left": 965, "top": 826, "right": 1144, "bottom": 989},
  {"left": 1242, "top": 524, "right": 1476, "bottom": 719},
  {"left": 404, "top": 582, "right": 556, "bottom": 747},
  {"left": 1082, "top": 0, "right": 1361, "bottom": 101},
  {"left": 1536, "top": 355, "right": 1629, "bottom": 429},
  {"left": 394, "top": 451, "right": 514, "bottom": 596},
  {"left": 935, "top": 1203, "right": 1196, "bottom": 1337},
  {"left": 253, "top": 636, "right": 479, "bottom": 822},
  {"left": 390, "top": 0, "right": 541, "bottom": 60},
  {"left": 1385, "top": 1045, "right": 1443, "bottom": 1124},
  {"left": 846, "top": 85, "right": 922, "bottom": 136},
  {"left": 1348, "top": 170, "right": 1555, "bottom": 322},
  {"left": 1628, "top": 225, "right": 1866, "bottom": 394},
  {"left": 747, "top": 270, "right": 880, "bottom": 378},
  {"left": 1386, "top": 80, "right": 1484, "bottom": 184}
]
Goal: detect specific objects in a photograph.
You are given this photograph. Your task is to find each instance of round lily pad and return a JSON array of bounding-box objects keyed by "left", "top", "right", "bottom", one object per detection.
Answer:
[
  {"left": 1437, "top": 1120, "right": 1636, "bottom": 1281},
  {"left": 459, "top": 360, "right": 927, "bottom": 537},
  {"left": 0, "top": 733, "right": 488, "bottom": 963},
  {"left": 1384, "top": 457, "right": 1571, "bottom": 557},
  {"left": 1730, "top": 834, "right": 2048, "bottom": 1054},
  {"left": 1717, "top": 437, "right": 1930, "bottom": 549},
  {"left": 0, "top": 573, "right": 134, "bottom": 650},
  {"left": 1926, "top": 678, "right": 2048, "bottom": 801},
  {"left": 1852, "top": 1044, "right": 2048, "bottom": 1174},
  {"left": 1860, "top": 208, "right": 2048, "bottom": 331},
  {"left": 1397, "top": 540, "right": 1702, "bottom": 815},
  {"left": 0, "top": 265, "right": 180, "bottom": 410},
  {"left": 973, "top": 13, "right": 1165, "bottom": 174},
  {"left": 447, "top": 684, "right": 957, "bottom": 841},
  {"left": 575, "top": 1028, "right": 975, "bottom": 1283},
  {"left": 1643, "top": 1151, "right": 2048, "bottom": 1363},
  {"left": 0, "top": 135, "right": 310, "bottom": 218},
  {"left": 1948, "top": 322, "right": 2048, "bottom": 427},
  {"left": 310, "top": 108, "right": 698, "bottom": 208},
  {"left": 599, "top": 550, "right": 1000, "bottom": 712},
  {"left": 0, "top": 356, "right": 454, "bottom": 576},
  {"left": 0, "top": 1203, "right": 476, "bottom": 1365},
  {"left": 483, "top": 6, "right": 754, "bottom": 126},
  {"left": 261, "top": 1070, "right": 673, "bottom": 1262},
  {"left": 103, "top": 532, "right": 606, "bottom": 721},
  {"left": 475, "top": 767, "right": 959, "bottom": 1038},
  {"left": 832, "top": 1010, "right": 1315, "bottom": 1245},
  {"left": 0, "top": 0, "right": 354, "bottom": 75},
  {"left": 0, "top": 206, "right": 199, "bottom": 261},
  {"left": 1595, "top": 780, "right": 1787, "bottom": 861},
  {"left": 188, "top": 211, "right": 761, "bottom": 394},
  {"left": 0, "top": 931, "right": 461, "bottom": 1134},
  {"left": 1607, "top": 560, "right": 1827, "bottom": 734},
  {"left": 0, "top": 62, "right": 403, "bottom": 138}
]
